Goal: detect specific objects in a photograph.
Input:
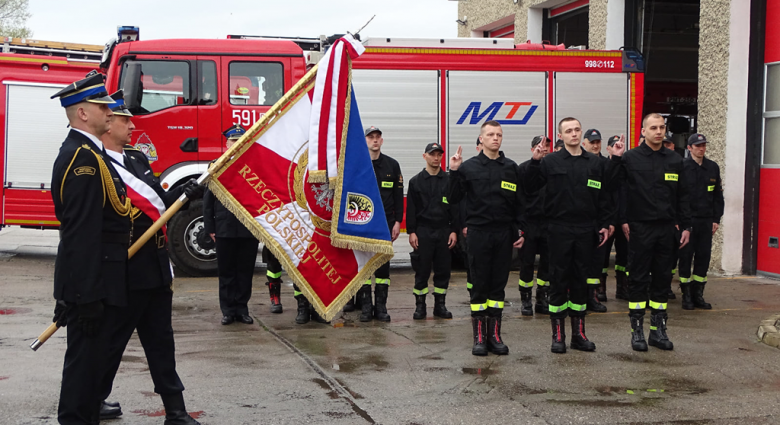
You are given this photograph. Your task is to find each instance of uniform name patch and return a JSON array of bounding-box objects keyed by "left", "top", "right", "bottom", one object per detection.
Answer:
[
  {"left": 73, "top": 166, "right": 96, "bottom": 176},
  {"left": 708, "top": 185, "right": 715, "bottom": 192},
  {"left": 501, "top": 181, "right": 516, "bottom": 192},
  {"left": 665, "top": 173, "right": 678, "bottom": 181},
  {"left": 442, "top": 197, "right": 448, "bottom": 204},
  {"left": 587, "top": 179, "right": 602, "bottom": 189},
  {"left": 381, "top": 181, "right": 393, "bottom": 188}
]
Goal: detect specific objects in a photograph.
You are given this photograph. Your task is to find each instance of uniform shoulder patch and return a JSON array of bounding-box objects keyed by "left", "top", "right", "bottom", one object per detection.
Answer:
[{"left": 73, "top": 166, "right": 96, "bottom": 176}]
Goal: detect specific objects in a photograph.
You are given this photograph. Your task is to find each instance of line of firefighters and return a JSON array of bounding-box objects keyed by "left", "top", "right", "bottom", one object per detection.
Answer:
[{"left": 260, "top": 114, "right": 724, "bottom": 358}]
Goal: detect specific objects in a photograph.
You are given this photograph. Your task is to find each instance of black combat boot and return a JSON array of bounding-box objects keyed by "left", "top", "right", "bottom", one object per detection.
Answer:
[
  {"left": 295, "top": 295, "right": 310, "bottom": 324},
  {"left": 487, "top": 315, "right": 509, "bottom": 355},
  {"left": 680, "top": 282, "right": 694, "bottom": 310},
  {"left": 693, "top": 282, "right": 712, "bottom": 309},
  {"left": 359, "top": 285, "right": 373, "bottom": 322},
  {"left": 519, "top": 288, "right": 533, "bottom": 316},
  {"left": 570, "top": 316, "right": 596, "bottom": 351},
  {"left": 432, "top": 293, "right": 453, "bottom": 319},
  {"left": 471, "top": 316, "right": 488, "bottom": 356},
  {"left": 630, "top": 313, "right": 648, "bottom": 351},
  {"left": 648, "top": 312, "right": 674, "bottom": 350},
  {"left": 373, "top": 284, "right": 391, "bottom": 322},
  {"left": 551, "top": 317, "right": 566, "bottom": 354},
  {"left": 99, "top": 400, "right": 122, "bottom": 420},
  {"left": 535, "top": 286, "right": 550, "bottom": 314},
  {"left": 343, "top": 296, "right": 356, "bottom": 312},
  {"left": 615, "top": 272, "right": 629, "bottom": 300},
  {"left": 587, "top": 286, "right": 607, "bottom": 312},
  {"left": 597, "top": 274, "right": 608, "bottom": 302},
  {"left": 310, "top": 307, "right": 330, "bottom": 324},
  {"left": 268, "top": 281, "right": 283, "bottom": 314},
  {"left": 161, "top": 393, "right": 200, "bottom": 425},
  {"left": 413, "top": 294, "right": 427, "bottom": 320}
]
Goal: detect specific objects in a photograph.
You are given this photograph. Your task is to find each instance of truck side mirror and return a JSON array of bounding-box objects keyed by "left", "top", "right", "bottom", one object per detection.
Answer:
[{"left": 122, "top": 62, "right": 143, "bottom": 111}]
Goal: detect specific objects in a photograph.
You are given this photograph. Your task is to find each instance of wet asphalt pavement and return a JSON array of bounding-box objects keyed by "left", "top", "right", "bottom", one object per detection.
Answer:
[{"left": 1, "top": 231, "right": 780, "bottom": 424}]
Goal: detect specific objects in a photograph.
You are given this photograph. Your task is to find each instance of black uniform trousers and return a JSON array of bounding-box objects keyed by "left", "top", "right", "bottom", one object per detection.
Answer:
[
  {"left": 99, "top": 287, "right": 184, "bottom": 400},
  {"left": 217, "top": 237, "right": 259, "bottom": 316},
  {"left": 678, "top": 217, "right": 714, "bottom": 283},
  {"left": 366, "top": 221, "right": 393, "bottom": 286},
  {"left": 518, "top": 221, "right": 550, "bottom": 289},
  {"left": 603, "top": 228, "right": 628, "bottom": 275},
  {"left": 546, "top": 223, "right": 594, "bottom": 319},
  {"left": 263, "top": 246, "right": 283, "bottom": 283},
  {"left": 468, "top": 227, "right": 513, "bottom": 317},
  {"left": 411, "top": 226, "right": 451, "bottom": 294},
  {"left": 590, "top": 238, "right": 609, "bottom": 285},
  {"left": 627, "top": 221, "right": 675, "bottom": 313},
  {"left": 58, "top": 305, "right": 114, "bottom": 425}
]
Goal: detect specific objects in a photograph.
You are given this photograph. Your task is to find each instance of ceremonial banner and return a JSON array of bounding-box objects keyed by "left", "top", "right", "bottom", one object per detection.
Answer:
[
  {"left": 207, "top": 36, "right": 393, "bottom": 321},
  {"left": 111, "top": 160, "right": 167, "bottom": 235}
]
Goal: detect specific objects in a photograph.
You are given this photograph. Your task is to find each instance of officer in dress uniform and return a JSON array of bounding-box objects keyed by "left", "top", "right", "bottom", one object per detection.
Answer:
[
  {"left": 517, "top": 135, "right": 552, "bottom": 316},
  {"left": 614, "top": 113, "right": 692, "bottom": 352},
  {"left": 678, "top": 133, "right": 724, "bottom": 310},
  {"left": 50, "top": 73, "right": 132, "bottom": 425},
  {"left": 581, "top": 129, "right": 609, "bottom": 313},
  {"left": 360, "top": 126, "right": 404, "bottom": 323},
  {"left": 448, "top": 120, "right": 524, "bottom": 356},
  {"left": 97, "top": 91, "right": 202, "bottom": 425},
  {"left": 203, "top": 125, "right": 258, "bottom": 326},
  {"left": 406, "top": 142, "right": 457, "bottom": 320}
]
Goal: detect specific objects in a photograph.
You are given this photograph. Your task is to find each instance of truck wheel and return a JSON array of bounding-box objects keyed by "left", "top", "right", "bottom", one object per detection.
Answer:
[{"left": 167, "top": 199, "right": 218, "bottom": 277}]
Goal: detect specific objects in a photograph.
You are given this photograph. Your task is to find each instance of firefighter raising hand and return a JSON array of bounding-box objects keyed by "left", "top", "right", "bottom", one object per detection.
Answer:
[
  {"left": 449, "top": 145, "right": 463, "bottom": 171},
  {"left": 613, "top": 134, "right": 626, "bottom": 156},
  {"left": 532, "top": 141, "right": 547, "bottom": 160}
]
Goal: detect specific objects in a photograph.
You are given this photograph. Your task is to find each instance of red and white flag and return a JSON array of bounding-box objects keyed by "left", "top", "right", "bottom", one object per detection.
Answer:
[{"left": 113, "top": 161, "right": 167, "bottom": 235}]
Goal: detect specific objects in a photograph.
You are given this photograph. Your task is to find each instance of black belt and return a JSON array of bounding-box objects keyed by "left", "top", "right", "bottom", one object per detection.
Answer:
[
  {"left": 101, "top": 232, "right": 130, "bottom": 244},
  {"left": 131, "top": 229, "right": 166, "bottom": 249}
]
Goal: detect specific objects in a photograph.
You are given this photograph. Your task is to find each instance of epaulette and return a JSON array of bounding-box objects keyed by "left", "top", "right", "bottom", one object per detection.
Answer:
[{"left": 123, "top": 144, "right": 140, "bottom": 151}]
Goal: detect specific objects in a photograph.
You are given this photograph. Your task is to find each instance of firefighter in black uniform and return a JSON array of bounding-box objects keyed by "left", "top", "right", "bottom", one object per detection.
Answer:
[
  {"left": 361, "top": 126, "right": 403, "bottom": 322},
  {"left": 678, "top": 133, "right": 724, "bottom": 310},
  {"left": 663, "top": 133, "right": 683, "bottom": 300},
  {"left": 50, "top": 73, "right": 131, "bottom": 425},
  {"left": 406, "top": 142, "right": 458, "bottom": 320},
  {"left": 581, "top": 129, "right": 610, "bottom": 312},
  {"left": 517, "top": 135, "right": 552, "bottom": 316},
  {"left": 615, "top": 113, "right": 692, "bottom": 352},
  {"left": 263, "top": 247, "right": 284, "bottom": 314},
  {"left": 603, "top": 135, "right": 629, "bottom": 300},
  {"left": 203, "top": 125, "right": 258, "bottom": 326},
  {"left": 527, "top": 118, "right": 623, "bottom": 353},
  {"left": 97, "top": 91, "right": 202, "bottom": 424},
  {"left": 448, "top": 120, "right": 524, "bottom": 356}
]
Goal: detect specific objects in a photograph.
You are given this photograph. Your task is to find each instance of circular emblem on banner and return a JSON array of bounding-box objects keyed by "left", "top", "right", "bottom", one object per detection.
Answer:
[
  {"left": 292, "top": 148, "right": 334, "bottom": 232},
  {"left": 345, "top": 192, "right": 374, "bottom": 225}
]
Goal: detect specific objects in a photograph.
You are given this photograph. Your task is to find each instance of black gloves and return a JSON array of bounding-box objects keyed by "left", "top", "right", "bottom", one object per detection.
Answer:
[
  {"left": 53, "top": 300, "right": 69, "bottom": 327},
  {"left": 183, "top": 178, "right": 204, "bottom": 200},
  {"left": 77, "top": 300, "right": 104, "bottom": 337}
]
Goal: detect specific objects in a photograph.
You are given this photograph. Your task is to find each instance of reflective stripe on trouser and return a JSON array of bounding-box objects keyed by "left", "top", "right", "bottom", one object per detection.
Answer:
[
  {"left": 627, "top": 222, "right": 674, "bottom": 307},
  {"left": 466, "top": 282, "right": 473, "bottom": 290},
  {"left": 413, "top": 287, "right": 429, "bottom": 295},
  {"left": 519, "top": 279, "right": 534, "bottom": 288},
  {"left": 649, "top": 300, "right": 667, "bottom": 310},
  {"left": 587, "top": 278, "right": 601, "bottom": 285},
  {"left": 678, "top": 217, "right": 714, "bottom": 284},
  {"left": 615, "top": 265, "right": 627, "bottom": 272},
  {"left": 536, "top": 279, "right": 550, "bottom": 287},
  {"left": 679, "top": 277, "right": 691, "bottom": 283},
  {"left": 468, "top": 227, "right": 512, "bottom": 316},
  {"left": 267, "top": 270, "right": 282, "bottom": 279},
  {"left": 547, "top": 224, "right": 592, "bottom": 318},
  {"left": 375, "top": 278, "right": 390, "bottom": 285},
  {"left": 628, "top": 301, "right": 647, "bottom": 310}
]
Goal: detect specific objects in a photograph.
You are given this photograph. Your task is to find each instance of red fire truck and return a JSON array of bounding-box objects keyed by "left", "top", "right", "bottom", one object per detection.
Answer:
[{"left": 1, "top": 28, "right": 645, "bottom": 276}]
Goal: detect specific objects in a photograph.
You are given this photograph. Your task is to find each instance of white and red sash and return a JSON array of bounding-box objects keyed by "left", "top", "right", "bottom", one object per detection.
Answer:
[{"left": 109, "top": 154, "right": 167, "bottom": 236}]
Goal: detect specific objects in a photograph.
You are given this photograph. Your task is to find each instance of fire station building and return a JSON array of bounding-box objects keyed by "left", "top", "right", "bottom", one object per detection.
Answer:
[{"left": 456, "top": 0, "right": 779, "bottom": 277}]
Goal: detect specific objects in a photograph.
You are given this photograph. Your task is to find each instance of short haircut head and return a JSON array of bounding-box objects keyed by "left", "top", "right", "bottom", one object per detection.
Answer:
[
  {"left": 481, "top": 120, "right": 502, "bottom": 134},
  {"left": 642, "top": 113, "right": 665, "bottom": 128},
  {"left": 557, "top": 117, "right": 581, "bottom": 134}
]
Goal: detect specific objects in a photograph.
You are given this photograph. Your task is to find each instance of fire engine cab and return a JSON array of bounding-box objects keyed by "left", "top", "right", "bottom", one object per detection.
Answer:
[{"left": 1, "top": 27, "right": 645, "bottom": 277}]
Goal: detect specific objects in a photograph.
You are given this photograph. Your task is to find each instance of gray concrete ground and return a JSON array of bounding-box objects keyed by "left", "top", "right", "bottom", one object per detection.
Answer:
[{"left": 1, "top": 228, "right": 779, "bottom": 424}]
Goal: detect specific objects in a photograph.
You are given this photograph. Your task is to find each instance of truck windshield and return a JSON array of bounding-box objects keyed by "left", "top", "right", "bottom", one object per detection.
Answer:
[{"left": 119, "top": 60, "right": 191, "bottom": 114}]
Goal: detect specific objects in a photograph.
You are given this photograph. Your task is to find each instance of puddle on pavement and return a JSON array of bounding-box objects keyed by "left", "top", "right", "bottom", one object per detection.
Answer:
[
  {"left": 334, "top": 378, "right": 364, "bottom": 399},
  {"left": 333, "top": 354, "right": 389, "bottom": 373},
  {"left": 461, "top": 367, "right": 498, "bottom": 376},
  {"left": 423, "top": 366, "right": 452, "bottom": 372},
  {"left": 607, "top": 353, "right": 656, "bottom": 364},
  {"left": 414, "top": 329, "right": 447, "bottom": 344},
  {"left": 499, "top": 381, "right": 547, "bottom": 395},
  {"left": 324, "top": 411, "right": 351, "bottom": 419},
  {"left": 420, "top": 354, "right": 443, "bottom": 360},
  {"left": 311, "top": 378, "right": 339, "bottom": 399},
  {"left": 550, "top": 399, "right": 640, "bottom": 408},
  {"left": 594, "top": 378, "right": 708, "bottom": 396},
  {"left": 0, "top": 307, "right": 32, "bottom": 315}
]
